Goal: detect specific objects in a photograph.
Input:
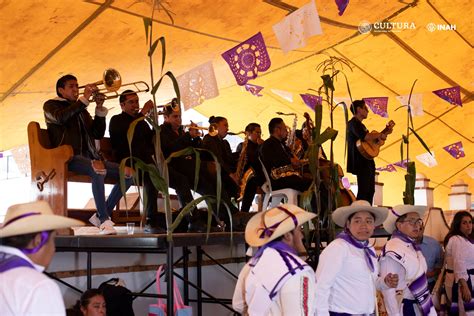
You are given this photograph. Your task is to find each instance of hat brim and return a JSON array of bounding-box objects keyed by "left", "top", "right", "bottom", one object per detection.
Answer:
[
  {"left": 245, "top": 208, "right": 316, "bottom": 248},
  {"left": 383, "top": 205, "right": 427, "bottom": 234},
  {"left": 0, "top": 215, "right": 84, "bottom": 238},
  {"left": 332, "top": 204, "right": 388, "bottom": 227}
]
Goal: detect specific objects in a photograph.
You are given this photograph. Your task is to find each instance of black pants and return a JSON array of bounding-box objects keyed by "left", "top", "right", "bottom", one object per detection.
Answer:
[
  {"left": 146, "top": 166, "right": 194, "bottom": 222},
  {"left": 356, "top": 166, "right": 375, "bottom": 204},
  {"left": 240, "top": 175, "right": 265, "bottom": 212}
]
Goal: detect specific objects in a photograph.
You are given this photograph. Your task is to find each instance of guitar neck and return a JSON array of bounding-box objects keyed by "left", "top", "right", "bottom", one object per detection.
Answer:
[{"left": 380, "top": 121, "right": 395, "bottom": 136}]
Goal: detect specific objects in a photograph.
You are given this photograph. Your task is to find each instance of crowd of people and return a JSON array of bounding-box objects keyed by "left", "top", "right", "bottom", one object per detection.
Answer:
[{"left": 1, "top": 74, "right": 473, "bottom": 315}]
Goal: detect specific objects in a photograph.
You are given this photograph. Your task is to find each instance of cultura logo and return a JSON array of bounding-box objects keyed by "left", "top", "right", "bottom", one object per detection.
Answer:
[{"left": 358, "top": 21, "right": 372, "bottom": 34}]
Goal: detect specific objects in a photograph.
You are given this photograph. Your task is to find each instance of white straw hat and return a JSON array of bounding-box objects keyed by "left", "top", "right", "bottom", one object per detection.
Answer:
[
  {"left": 0, "top": 200, "right": 84, "bottom": 238},
  {"left": 332, "top": 200, "right": 388, "bottom": 227},
  {"left": 245, "top": 204, "right": 316, "bottom": 247},
  {"left": 383, "top": 204, "right": 427, "bottom": 234}
]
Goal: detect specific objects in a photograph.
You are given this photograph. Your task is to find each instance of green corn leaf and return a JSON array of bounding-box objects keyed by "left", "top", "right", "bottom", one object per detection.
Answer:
[
  {"left": 321, "top": 74, "right": 335, "bottom": 91},
  {"left": 143, "top": 17, "right": 152, "bottom": 44},
  {"left": 400, "top": 138, "right": 404, "bottom": 162},
  {"left": 315, "top": 127, "right": 338, "bottom": 145},
  {"left": 409, "top": 127, "right": 432, "bottom": 156}
]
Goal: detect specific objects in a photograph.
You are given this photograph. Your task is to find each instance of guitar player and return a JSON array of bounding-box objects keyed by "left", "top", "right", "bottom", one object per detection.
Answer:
[{"left": 347, "top": 100, "right": 393, "bottom": 204}]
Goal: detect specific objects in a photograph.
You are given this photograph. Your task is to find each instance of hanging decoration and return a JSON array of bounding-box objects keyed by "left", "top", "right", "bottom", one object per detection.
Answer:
[
  {"left": 221, "top": 32, "right": 271, "bottom": 86},
  {"left": 393, "top": 159, "right": 409, "bottom": 169},
  {"left": 244, "top": 83, "right": 264, "bottom": 97},
  {"left": 376, "top": 164, "right": 397, "bottom": 172},
  {"left": 335, "top": 0, "right": 350, "bottom": 15},
  {"left": 363, "top": 97, "right": 389, "bottom": 118},
  {"left": 271, "top": 89, "right": 293, "bottom": 102},
  {"left": 432, "top": 86, "right": 462, "bottom": 107},
  {"left": 416, "top": 151, "right": 438, "bottom": 168},
  {"left": 272, "top": 0, "right": 322, "bottom": 54},
  {"left": 443, "top": 141, "right": 465, "bottom": 159},
  {"left": 300, "top": 93, "right": 322, "bottom": 110},
  {"left": 177, "top": 61, "right": 219, "bottom": 110},
  {"left": 396, "top": 93, "right": 424, "bottom": 116}
]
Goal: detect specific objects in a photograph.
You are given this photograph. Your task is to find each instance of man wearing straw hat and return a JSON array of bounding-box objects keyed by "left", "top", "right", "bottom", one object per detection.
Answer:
[
  {"left": 0, "top": 200, "right": 83, "bottom": 315},
  {"left": 232, "top": 204, "right": 317, "bottom": 315},
  {"left": 314, "top": 200, "right": 398, "bottom": 315},
  {"left": 379, "top": 205, "right": 437, "bottom": 316}
]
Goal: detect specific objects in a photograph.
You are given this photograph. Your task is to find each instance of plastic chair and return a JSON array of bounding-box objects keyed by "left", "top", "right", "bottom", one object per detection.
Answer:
[{"left": 259, "top": 158, "right": 300, "bottom": 210}]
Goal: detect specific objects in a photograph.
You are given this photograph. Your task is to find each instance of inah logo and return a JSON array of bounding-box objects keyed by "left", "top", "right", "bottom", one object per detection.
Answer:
[
  {"left": 426, "top": 22, "right": 457, "bottom": 32},
  {"left": 358, "top": 21, "right": 372, "bottom": 34}
]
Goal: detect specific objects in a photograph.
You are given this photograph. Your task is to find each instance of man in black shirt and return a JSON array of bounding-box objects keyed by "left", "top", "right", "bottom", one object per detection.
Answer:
[
  {"left": 347, "top": 100, "right": 391, "bottom": 204},
  {"left": 109, "top": 91, "right": 195, "bottom": 232}
]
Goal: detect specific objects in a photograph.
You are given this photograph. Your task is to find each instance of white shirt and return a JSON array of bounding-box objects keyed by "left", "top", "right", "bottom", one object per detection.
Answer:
[
  {"left": 314, "top": 238, "right": 386, "bottom": 316},
  {"left": 379, "top": 238, "right": 436, "bottom": 316},
  {"left": 0, "top": 246, "right": 65, "bottom": 316},
  {"left": 233, "top": 247, "right": 316, "bottom": 315}
]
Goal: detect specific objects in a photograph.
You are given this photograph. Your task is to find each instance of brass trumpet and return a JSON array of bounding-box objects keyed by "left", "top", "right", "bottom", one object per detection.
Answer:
[
  {"left": 79, "top": 68, "right": 149, "bottom": 102},
  {"left": 183, "top": 123, "right": 218, "bottom": 137},
  {"left": 156, "top": 98, "right": 180, "bottom": 113}
]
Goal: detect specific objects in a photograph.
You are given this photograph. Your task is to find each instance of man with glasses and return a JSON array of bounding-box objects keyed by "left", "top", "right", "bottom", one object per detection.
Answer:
[
  {"left": 380, "top": 205, "right": 437, "bottom": 315},
  {"left": 347, "top": 100, "right": 391, "bottom": 204}
]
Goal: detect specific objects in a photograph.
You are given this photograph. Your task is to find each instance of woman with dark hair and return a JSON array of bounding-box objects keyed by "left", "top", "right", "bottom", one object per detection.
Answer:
[
  {"left": 70, "top": 289, "right": 106, "bottom": 316},
  {"left": 202, "top": 115, "right": 239, "bottom": 198},
  {"left": 444, "top": 211, "right": 474, "bottom": 315}
]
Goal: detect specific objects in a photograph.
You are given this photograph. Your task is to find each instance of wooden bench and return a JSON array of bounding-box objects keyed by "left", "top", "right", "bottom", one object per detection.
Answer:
[{"left": 27, "top": 121, "right": 139, "bottom": 220}]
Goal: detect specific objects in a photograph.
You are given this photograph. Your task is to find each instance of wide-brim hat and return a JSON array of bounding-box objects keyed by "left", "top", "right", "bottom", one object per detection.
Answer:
[
  {"left": 245, "top": 204, "right": 316, "bottom": 247},
  {"left": 383, "top": 204, "right": 427, "bottom": 234},
  {"left": 332, "top": 200, "right": 388, "bottom": 227},
  {"left": 0, "top": 200, "right": 84, "bottom": 238}
]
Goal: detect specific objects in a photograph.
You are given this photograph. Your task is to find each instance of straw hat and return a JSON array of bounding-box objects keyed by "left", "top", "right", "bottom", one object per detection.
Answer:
[
  {"left": 0, "top": 200, "right": 84, "bottom": 238},
  {"left": 332, "top": 200, "right": 388, "bottom": 227},
  {"left": 245, "top": 204, "right": 316, "bottom": 247},
  {"left": 383, "top": 204, "right": 427, "bottom": 234}
]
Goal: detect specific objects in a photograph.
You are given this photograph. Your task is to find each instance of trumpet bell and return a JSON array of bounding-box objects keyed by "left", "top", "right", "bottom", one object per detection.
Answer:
[{"left": 103, "top": 68, "right": 121, "bottom": 92}]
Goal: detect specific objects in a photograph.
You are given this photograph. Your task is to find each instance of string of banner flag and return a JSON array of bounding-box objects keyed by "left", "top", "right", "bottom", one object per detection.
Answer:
[{"left": 174, "top": 0, "right": 466, "bottom": 174}]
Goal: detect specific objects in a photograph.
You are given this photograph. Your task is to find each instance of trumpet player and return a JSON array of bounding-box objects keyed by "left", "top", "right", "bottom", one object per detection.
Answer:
[{"left": 43, "top": 74, "right": 133, "bottom": 230}]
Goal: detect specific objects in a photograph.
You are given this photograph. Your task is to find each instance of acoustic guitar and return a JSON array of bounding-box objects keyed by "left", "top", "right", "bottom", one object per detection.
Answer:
[{"left": 356, "top": 120, "right": 395, "bottom": 159}]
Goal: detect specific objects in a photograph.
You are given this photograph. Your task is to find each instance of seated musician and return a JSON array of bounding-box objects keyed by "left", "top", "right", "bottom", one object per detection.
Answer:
[
  {"left": 109, "top": 91, "right": 196, "bottom": 233},
  {"left": 202, "top": 115, "right": 239, "bottom": 199},
  {"left": 235, "top": 123, "right": 265, "bottom": 212},
  {"left": 260, "top": 117, "right": 313, "bottom": 194},
  {"left": 43, "top": 75, "right": 132, "bottom": 229},
  {"left": 160, "top": 103, "right": 251, "bottom": 230}
]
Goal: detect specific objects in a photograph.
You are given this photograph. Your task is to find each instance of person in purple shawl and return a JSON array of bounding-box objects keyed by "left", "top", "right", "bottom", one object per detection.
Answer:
[
  {"left": 315, "top": 200, "right": 398, "bottom": 315},
  {"left": 0, "top": 200, "right": 83, "bottom": 315}
]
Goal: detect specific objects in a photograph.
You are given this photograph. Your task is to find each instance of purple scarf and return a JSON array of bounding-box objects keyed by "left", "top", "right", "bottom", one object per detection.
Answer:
[
  {"left": 336, "top": 231, "right": 376, "bottom": 272},
  {"left": 392, "top": 230, "right": 421, "bottom": 251},
  {"left": 0, "top": 252, "right": 34, "bottom": 273}
]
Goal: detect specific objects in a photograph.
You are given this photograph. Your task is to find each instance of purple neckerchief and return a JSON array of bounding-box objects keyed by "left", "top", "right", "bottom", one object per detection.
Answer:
[
  {"left": 336, "top": 231, "right": 376, "bottom": 272},
  {"left": 408, "top": 273, "right": 434, "bottom": 315},
  {"left": 392, "top": 230, "right": 421, "bottom": 251},
  {"left": 258, "top": 206, "right": 298, "bottom": 240},
  {"left": 0, "top": 252, "right": 34, "bottom": 273},
  {"left": 2, "top": 212, "right": 40, "bottom": 227}
]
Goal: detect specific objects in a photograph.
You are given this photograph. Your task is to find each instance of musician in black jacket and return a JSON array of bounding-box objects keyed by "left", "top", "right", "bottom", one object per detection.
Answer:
[
  {"left": 260, "top": 118, "right": 312, "bottom": 193},
  {"left": 202, "top": 116, "right": 239, "bottom": 199},
  {"left": 43, "top": 74, "right": 132, "bottom": 229},
  {"left": 160, "top": 105, "right": 252, "bottom": 230},
  {"left": 109, "top": 91, "right": 197, "bottom": 232},
  {"left": 235, "top": 123, "right": 265, "bottom": 212},
  {"left": 347, "top": 100, "right": 390, "bottom": 204}
]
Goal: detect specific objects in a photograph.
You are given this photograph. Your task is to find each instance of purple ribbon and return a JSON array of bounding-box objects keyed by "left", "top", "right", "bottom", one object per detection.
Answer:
[
  {"left": 2, "top": 212, "right": 41, "bottom": 227},
  {"left": 258, "top": 206, "right": 298, "bottom": 239},
  {"left": 336, "top": 231, "right": 376, "bottom": 272},
  {"left": 0, "top": 252, "right": 35, "bottom": 273},
  {"left": 392, "top": 230, "right": 421, "bottom": 251},
  {"left": 21, "top": 231, "right": 51, "bottom": 255}
]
